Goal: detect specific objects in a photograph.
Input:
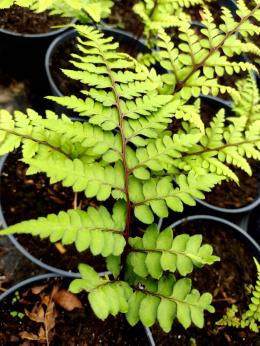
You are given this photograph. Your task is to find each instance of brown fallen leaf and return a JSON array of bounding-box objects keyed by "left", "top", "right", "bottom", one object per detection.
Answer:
[
  {"left": 19, "top": 331, "right": 43, "bottom": 341},
  {"left": 53, "top": 289, "right": 82, "bottom": 311},
  {"left": 24, "top": 305, "right": 45, "bottom": 323},
  {"left": 46, "top": 300, "right": 58, "bottom": 332},
  {"left": 22, "top": 284, "right": 49, "bottom": 297}
]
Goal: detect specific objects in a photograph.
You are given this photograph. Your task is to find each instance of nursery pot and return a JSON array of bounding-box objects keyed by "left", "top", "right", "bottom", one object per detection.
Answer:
[
  {"left": 149, "top": 215, "right": 260, "bottom": 345},
  {"left": 0, "top": 273, "right": 152, "bottom": 345},
  {"left": 241, "top": 204, "right": 260, "bottom": 244},
  {"left": 0, "top": 17, "right": 77, "bottom": 79},
  {"left": 45, "top": 27, "right": 161, "bottom": 117},
  {"left": 0, "top": 17, "right": 77, "bottom": 114}
]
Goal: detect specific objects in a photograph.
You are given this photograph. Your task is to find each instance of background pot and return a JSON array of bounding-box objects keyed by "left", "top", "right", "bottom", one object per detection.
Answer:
[
  {"left": 45, "top": 26, "right": 162, "bottom": 117},
  {"left": 0, "top": 17, "right": 77, "bottom": 114},
  {"left": 0, "top": 273, "right": 153, "bottom": 345},
  {"left": 240, "top": 204, "right": 260, "bottom": 244}
]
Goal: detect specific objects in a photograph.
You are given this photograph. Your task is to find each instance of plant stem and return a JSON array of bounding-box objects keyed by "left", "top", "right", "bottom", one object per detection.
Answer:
[{"left": 100, "top": 45, "right": 131, "bottom": 278}]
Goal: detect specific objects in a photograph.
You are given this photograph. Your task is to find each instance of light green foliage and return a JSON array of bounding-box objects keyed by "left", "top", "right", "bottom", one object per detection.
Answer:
[
  {"left": 231, "top": 72, "right": 260, "bottom": 127},
  {"left": 133, "top": 0, "right": 207, "bottom": 45},
  {"left": 69, "top": 263, "right": 214, "bottom": 332},
  {"left": 241, "top": 258, "right": 260, "bottom": 332},
  {"left": 216, "top": 258, "right": 260, "bottom": 333},
  {"left": 69, "top": 263, "right": 132, "bottom": 319},
  {"left": 128, "top": 224, "right": 220, "bottom": 278},
  {"left": 0, "top": 202, "right": 126, "bottom": 256},
  {"left": 216, "top": 305, "right": 241, "bottom": 328},
  {"left": 153, "top": 2, "right": 260, "bottom": 99},
  {"left": 1, "top": 1, "right": 260, "bottom": 333},
  {"left": 173, "top": 107, "right": 260, "bottom": 182},
  {"left": 0, "top": 0, "right": 113, "bottom": 22}
]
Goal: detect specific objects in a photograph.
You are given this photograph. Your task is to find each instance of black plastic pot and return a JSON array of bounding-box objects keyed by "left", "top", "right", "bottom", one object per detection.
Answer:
[
  {"left": 0, "top": 18, "right": 77, "bottom": 79},
  {"left": 0, "top": 18, "right": 77, "bottom": 114},
  {"left": 45, "top": 27, "right": 162, "bottom": 117},
  {"left": 0, "top": 273, "right": 153, "bottom": 345},
  {"left": 241, "top": 204, "right": 260, "bottom": 244}
]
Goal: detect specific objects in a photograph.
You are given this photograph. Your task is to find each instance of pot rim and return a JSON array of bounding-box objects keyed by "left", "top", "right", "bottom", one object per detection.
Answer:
[
  {"left": 0, "top": 18, "right": 77, "bottom": 38},
  {"left": 0, "top": 153, "right": 110, "bottom": 277},
  {"left": 0, "top": 273, "right": 62, "bottom": 301},
  {"left": 164, "top": 214, "right": 260, "bottom": 255}
]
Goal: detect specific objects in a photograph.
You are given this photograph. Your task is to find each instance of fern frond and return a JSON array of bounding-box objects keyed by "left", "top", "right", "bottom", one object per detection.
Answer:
[
  {"left": 0, "top": 202, "right": 127, "bottom": 257},
  {"left": 0, "top": 109, "right": 87, "bottom": 161},
  {"left": 231, "top": 73, "right": 260, "bottom": 126},
  {"left": 46, "top": 96, "right": 120, "bottom": 130},
  {"left": 241, "top": 258, "right": 260, "bottom": 333},
  {"left": 33, "top": 116, "right": 123, "bottom": 162},
  {"left": 22, "top": 158, "right": 126, "bottom": 201},
  {"left": 0, "top": 0, "right": 113, "bottom": 22},
  {"left": 128, "top": 224, "right": 220, "bottom": 279},
  {"left": 69, "top": 264, "right": 132, "bottom": 319},
  {"left": 126, "top": 273, "right": 215, "bottom": 332},
  {"left": 129, "top": 173, "right": 224, "bottom": 223},
  {"left": 130, "top": 133, "right": 202, "bottom": 176},
  {"left": 216, "top": 305, "right": 241, "bottom": 328},
  {"left": 70, "top": 264, "right": 215, "bottom": 333}
]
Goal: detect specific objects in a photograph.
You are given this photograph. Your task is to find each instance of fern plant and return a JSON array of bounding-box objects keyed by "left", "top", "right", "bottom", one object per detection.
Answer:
[
  {"left": 0, "top": 0, "right": 260, "bottom": 336},
  {"left": 216, "top": 258, "right": 260, "bottom": 333},
  {"left": 0, "top": 0, "right": 114, "bottom": 23},
  {"left": 133, "top": 0, "right": 210, "bottom": 46}
]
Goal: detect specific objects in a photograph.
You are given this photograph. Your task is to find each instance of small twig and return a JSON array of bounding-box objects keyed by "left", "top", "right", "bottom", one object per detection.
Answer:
[{"left": 73, "top": 192, "right": 78, "bottom": 210}]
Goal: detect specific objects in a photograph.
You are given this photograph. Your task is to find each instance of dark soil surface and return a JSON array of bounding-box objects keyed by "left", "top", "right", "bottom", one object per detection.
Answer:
[
  {"left": 0, "top": 5, "right": 72, "bottom": 34},
  {"left": 0, "top": 277, "right": 150, "bottom": 345},
  {"left": 104, "top": 0, "right": 141, "bottom": 35},
  {"left": 185, "top": 1, "right": 223, "bottom": 26},
  {"left": 204, "top": 159, "right": 259, "bottom": 209},
  {"left": 151, "top": 218, "right": 260, "bottom": 345}
]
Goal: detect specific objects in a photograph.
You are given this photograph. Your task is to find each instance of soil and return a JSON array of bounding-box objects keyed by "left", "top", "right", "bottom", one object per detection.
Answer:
[
  {"left": 204, "top": 159, "right": 259, "bottom": 209},
  {"left": 151, "top": 218, "right": 260, "bottom": 345},
  {"left": 0, "top": 150, "right": 148, "bottom": 273},
  {"left": 0, "top": 277, "right": 150, "bottom": 345},
  {"left": 185, "top": 1, "right": 223, "bottom": 27},
  {"left": 0, "top": 5, "right": 72, "bottom": 34},
  {"left": 104, "top": 0, "right": 142, "bottom": 36}
]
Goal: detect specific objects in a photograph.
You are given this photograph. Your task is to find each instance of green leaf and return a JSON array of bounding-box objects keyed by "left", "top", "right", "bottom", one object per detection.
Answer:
[{"left": 134, "top": 205, "right": 154, "bottom": 224}]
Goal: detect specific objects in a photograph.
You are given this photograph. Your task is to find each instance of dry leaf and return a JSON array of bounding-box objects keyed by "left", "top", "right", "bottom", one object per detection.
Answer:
[
  {"left": 22, "top": 284, "right": 48, "bottom": 297},
  {"left": 53, "top": 289, "right": 82, "bottom": 311},
  {"left": 55, "top": 242, "right": 67, "bottom": 254},
  {"left": 24, "top": 306, "right": 45, "bottom": 323},
  {"left": 46, "top": 300, "right": 58, "bottom": 332},
  {"left": 19, "top": 331, "right": 42, "bottom": 341}
]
